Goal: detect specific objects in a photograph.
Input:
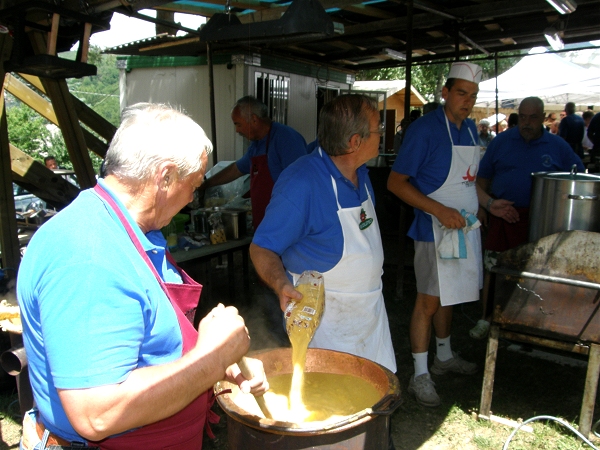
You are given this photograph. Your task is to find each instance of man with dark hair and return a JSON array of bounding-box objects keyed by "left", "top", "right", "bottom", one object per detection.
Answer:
[
  {"left": 44, "top": 155, "right": 58, "bottom": 170},
  {"left": 582, "top": 110, "right": 595, "bottom": 153},
  {"left": 387, "top": 62, "right": 513, "bottom": 407},
  {"left": 559, "top": 102, "right": 585, "bottom": 159},
  {"left": 199, "top": 96, "right": 307, "bottom": 229}
]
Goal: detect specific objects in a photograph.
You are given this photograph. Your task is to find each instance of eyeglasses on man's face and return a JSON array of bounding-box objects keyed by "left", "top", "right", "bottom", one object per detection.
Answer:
[{"left": 370, "top": 123, "right": 385, "bottom": 136}]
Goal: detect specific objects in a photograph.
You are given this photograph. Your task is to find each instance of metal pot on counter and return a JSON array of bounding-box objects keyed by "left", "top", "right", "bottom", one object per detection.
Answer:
[
  {"left": 529, "top": 166, "right": 600, "bottom": 242},
  {"left": 214, "top": 347, "right": 401, "bottom": 450}
]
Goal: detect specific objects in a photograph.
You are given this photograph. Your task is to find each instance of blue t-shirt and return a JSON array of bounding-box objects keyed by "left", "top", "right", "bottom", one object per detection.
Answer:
[
  {"left": 17, "top": 179, "right": 184, "bottom": 442},
  {"left": 391, "top": 106, "right": 478, "bottom": 241},
  {"left": 252, "top": 148, "right": 375, "bottom": 275},
  {"left": 235, "top": 121, "right": 307, "bottom": 182},
  {"left": 559, "top": 113, "right": 585, "bottom": 146},
  {"left": 479, "top": 126, "right": 585, "bottom": 207}
]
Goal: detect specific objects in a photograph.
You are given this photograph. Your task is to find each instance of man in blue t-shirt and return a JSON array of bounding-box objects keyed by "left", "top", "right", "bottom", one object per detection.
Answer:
[
  {"left": 559, "top": 101, "right": 585, "bottom": 159},
  {"left": 199, "top": 96, "right": 306, "bottom": 230},
  {"left": 469, "top": 97, "right": 584, "bottom": 340}
]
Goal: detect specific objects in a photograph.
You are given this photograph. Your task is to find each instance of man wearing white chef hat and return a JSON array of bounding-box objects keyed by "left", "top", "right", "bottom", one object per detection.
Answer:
[{"left": 387, "top": 61, "right": 515, "bottom": 407}]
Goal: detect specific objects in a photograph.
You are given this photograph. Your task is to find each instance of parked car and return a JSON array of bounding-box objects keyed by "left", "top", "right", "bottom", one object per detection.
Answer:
[{"left": 13, "top": 183, "right": 46, "bottom": 214}]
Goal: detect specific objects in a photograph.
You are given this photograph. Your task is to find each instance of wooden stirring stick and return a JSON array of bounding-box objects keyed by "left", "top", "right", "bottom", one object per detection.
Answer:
[{"left": 237, "top": 356, "right": 274, "bottom": 419}]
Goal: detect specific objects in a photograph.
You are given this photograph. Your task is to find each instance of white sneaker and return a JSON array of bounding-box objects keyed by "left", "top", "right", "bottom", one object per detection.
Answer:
[
  {"left": 408, "top": 373, "right": 441, "bottom": 407},
  {"left": 469, "top": 320, "right": 490, "bottom": 340}
]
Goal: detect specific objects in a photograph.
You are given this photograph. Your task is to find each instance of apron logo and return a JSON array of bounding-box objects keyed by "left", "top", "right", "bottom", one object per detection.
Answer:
[
  {"left": 359, "top": 208, "right": 373, "bottom": 230},
  {"left": 462, "top": 164, "right": 478, "bottom": 186}
]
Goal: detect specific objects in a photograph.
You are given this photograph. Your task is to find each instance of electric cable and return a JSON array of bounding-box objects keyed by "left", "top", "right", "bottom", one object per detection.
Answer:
[{"left": 503, "top": 415, "right": 599, "bottom": 449}]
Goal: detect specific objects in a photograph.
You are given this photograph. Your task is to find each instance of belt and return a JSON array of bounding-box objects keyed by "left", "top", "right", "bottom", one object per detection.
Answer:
[{"left": 36, "top": 421, "right": 73, "bottom": 447}]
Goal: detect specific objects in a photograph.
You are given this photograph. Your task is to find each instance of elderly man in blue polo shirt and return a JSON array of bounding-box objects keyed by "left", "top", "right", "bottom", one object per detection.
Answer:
[{"left": 250, "top": 94, "right": 396, "bottom": 373}]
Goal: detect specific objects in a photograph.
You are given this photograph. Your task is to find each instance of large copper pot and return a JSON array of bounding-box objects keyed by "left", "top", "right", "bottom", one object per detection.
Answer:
[{"left": 214, "top": 347, "right": 401, "bottom": 450}]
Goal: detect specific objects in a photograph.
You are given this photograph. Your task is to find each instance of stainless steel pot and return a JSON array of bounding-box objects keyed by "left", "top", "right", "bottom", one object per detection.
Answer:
[
  {"left": 529, "top": 166, "right": 600, "bottom": 242},
  {"left": 214, "top": 348, "right": 401, "bottom": 449}
]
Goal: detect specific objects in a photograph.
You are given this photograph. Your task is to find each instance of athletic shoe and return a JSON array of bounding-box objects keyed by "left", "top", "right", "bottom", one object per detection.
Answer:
[
  {"left": 408, "top": 373, "right": 441, "bottom": 407},
  {"left": 431, "top": 352, "right": 477, "bottom": 376},
  {"left": 469, "top": 319, "right": 490, "bottom": 340}
]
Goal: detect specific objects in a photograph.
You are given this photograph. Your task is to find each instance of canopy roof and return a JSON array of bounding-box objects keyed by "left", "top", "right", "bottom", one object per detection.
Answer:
[{"left": 476, "top": 49, "right": 600, "bottom": 107}]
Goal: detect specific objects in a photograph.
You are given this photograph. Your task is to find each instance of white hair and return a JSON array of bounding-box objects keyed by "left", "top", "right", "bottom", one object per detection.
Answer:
[{"left": 104, "top": 103, "right": 213, "bottom": 184}]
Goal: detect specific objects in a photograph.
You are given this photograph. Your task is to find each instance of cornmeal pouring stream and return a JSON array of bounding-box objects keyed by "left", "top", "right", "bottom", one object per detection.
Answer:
[{"left": 284, "top": 270, "right": 325, "bottom": 421}]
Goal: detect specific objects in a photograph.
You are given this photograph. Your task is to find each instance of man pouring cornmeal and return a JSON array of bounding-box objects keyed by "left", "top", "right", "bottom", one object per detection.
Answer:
[{"left": 250, "top": 94, "right": 396, "bottom": 374}]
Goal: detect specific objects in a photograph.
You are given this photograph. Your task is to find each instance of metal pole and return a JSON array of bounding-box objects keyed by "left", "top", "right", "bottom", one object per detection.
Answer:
[
  {"left": 403, "top": 0, "right": 413, "bottom": 122},
  {"left": 494, "top": 52, "right": 499, "bottom": 130},
  {"left": 207, "top": 43, "right": 218, "bottom": 167}
]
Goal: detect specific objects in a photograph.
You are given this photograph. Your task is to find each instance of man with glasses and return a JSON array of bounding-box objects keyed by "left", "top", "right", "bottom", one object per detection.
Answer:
[{"left": 250, "top": 94, "right": 397, "bottom": 377}]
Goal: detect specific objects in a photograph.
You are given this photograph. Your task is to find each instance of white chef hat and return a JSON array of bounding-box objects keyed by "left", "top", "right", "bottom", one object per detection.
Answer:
[{"left": 448, "top": 62, "right": 483, "bottom": 84}]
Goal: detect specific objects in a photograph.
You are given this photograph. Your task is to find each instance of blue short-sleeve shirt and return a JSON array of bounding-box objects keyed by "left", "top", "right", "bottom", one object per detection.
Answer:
[
  {"left": 235, "top": 122, "right": 307, "bottom": 182},
  {"left": 391, "top": 106, "right": 478, "bottom": 241},
  {"left": 17, "top": 179, "right": 184, "bottom": 442},
  {"left": 252, "top": 148, "right": 375, "bottom": 275},
  {"left": 479, "top": 126, "right": 585, "bottom": 207}
]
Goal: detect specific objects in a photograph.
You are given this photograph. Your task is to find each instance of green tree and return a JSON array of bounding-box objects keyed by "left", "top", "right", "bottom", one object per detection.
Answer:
[
  {"left": 358, "top": 52, "right": 524, "bottom": 102},
  {"left": 67, "top": 46, "right": 120, "bottom": 126}
]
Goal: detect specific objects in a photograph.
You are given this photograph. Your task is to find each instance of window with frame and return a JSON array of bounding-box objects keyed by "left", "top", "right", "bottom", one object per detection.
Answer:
[{"left": 255, "top": 72, "right": 290, "bottom": 124}]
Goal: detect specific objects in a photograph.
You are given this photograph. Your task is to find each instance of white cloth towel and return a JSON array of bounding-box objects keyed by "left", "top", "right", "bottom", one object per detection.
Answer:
[{"left": 438, "top": 209, "right": 481, "bottom": 259}]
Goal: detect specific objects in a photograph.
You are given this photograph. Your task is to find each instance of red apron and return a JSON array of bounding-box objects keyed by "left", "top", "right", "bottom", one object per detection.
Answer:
[
  {"left": 91, "top": 184, "right": 218, "bottom": 450},
  {"left": 249, "top": 127, "right": 274, "bottom": 230},
  {"left": 484, "top": 207, "right": 530, "bottom": 252}
]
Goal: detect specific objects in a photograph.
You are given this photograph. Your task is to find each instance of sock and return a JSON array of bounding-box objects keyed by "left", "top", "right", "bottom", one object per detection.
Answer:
[
  {"left": 412, "top": 352, "right": 429, "bottom": 377},
  {"left": 436, "top": 336, "right": 453, "bottom": 362}
]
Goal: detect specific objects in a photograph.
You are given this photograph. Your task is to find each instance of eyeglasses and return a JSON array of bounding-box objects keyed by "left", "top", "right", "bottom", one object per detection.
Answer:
[{"left": 370, "top": 123, "right": 385, "bottom": 136}]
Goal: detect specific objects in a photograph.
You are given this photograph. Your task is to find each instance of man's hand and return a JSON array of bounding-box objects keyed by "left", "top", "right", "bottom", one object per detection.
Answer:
[
  {"left": 489, "top": 199, "right": 519, "bottom": 223},
  {"left": 279, "top": 283, "right": 303, "bottom": 312},
  {"left": 435, "top": 205, "right": 466, "bottom": 229},
  {"left": 226, "top": 358, "right": 269, "bottom": 396},
  {"left": 196, "top": 304, "right": 251, "bottom": 370}
]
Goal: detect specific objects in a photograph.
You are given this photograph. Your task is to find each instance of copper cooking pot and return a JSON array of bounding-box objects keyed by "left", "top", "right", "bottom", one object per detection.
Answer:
[{"left": 214, "top": 347, "right": 401, "bottom": 449}]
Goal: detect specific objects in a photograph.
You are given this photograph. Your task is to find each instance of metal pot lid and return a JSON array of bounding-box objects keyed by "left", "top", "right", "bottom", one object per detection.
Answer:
[{"left": 531, "top": 171, "right": 600, "bottom": 182}]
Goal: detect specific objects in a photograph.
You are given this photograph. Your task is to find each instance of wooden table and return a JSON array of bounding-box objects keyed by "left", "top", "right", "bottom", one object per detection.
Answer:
[{"left": 172, "top": 236, "right": 252, "bottom": 305}]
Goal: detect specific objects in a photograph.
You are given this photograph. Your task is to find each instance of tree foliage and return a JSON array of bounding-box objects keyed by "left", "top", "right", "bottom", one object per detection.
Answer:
[{"left": 357, "top": 52, "right": 524, "bottom": 103}]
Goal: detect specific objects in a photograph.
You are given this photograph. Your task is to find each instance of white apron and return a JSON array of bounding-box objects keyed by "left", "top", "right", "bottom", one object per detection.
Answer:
[
  {"left": 291, "top": 175, "right": 397, "bottom": 372},
  {"left": 428, "top": 115, "right": 483, "bottom": 306}
]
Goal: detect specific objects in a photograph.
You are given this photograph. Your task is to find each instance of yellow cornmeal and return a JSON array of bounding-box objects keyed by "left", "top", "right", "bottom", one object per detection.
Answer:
[
  {"left": 285, "top": 277, "right": 325, "bottom": 421},
  {"left": 267, "top": 372, "right": 381, "bottom": 423}
]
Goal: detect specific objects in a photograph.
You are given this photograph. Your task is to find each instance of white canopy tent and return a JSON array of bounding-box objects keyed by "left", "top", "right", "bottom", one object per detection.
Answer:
[{"left": 476, "top": 49, "right": 600, "bottom": 108}]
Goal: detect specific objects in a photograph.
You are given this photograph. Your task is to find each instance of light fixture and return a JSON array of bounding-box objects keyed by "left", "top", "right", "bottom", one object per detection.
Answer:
[
  {"left": 384, "top": 48, "right": 406, "bottom": 61},
  {"left": 545, "top": 0, "right": 577, "bottom": 14},
  {"left": 544, "top": 27, "right": 564, "bottom": 50}
]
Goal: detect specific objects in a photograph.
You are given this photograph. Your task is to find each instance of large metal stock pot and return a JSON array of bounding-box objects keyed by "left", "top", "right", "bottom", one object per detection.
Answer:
[
  {"left": 529, "top": 167, "right": 600, "bottom": 242},
  {"left": 214, "top": 347, "right": 401, "bottom": 450}
]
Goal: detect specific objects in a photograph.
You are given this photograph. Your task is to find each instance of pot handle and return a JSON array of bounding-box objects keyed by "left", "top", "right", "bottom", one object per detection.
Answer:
[
  {"left": 370, "top": 394, "right": 403, "bottom": 416},
  {"left": 568, "top": 194, "right": 598, "bottom": 201}
]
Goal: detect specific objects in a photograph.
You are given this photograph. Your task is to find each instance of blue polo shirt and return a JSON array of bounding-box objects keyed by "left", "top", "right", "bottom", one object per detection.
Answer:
[
  {"left": 236, "top": 121, "right": 307, "bottom": 182},
  {"left": 17, "top": 179, "right": 183, "bottom": 442},
  {"left": 391, "top": 106, "right": 478, "bottom": 241},
  {"left": 253, "top": 148, "right": 375, "bottom": 275},
  {"left": 479, "top": 126, "right": 585, "bottom": 207}
]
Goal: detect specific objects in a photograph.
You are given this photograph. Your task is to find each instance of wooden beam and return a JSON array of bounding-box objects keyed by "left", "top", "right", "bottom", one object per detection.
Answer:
[
  {"left": 10, "top": 145, "right": 80, "bottom": 208},
  {"left": 0, "top": 34, "right": 21, "bottom": 274},
  {"left": 18, "top": 73, "right": 116, "bottom": 144},
  {"left": 4, "top": 73, "right": 110, "bottom": 158},
  {"left": 30, "top": 31, "right": 97, "bottom": 189}
]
